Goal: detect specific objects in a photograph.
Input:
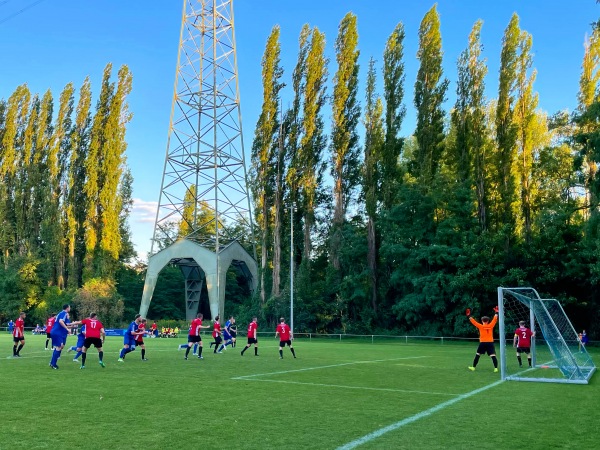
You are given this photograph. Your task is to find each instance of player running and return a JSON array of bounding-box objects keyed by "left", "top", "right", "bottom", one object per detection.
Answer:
[
  {"left": 217, "top": 316, "right": 235, "bottom": 352},
  {"left": 241, "top": 317, "right": 258, "bottom": 356},
  {"left": 467, "top": 307, "right": 499, "bottom": 372},
  {"left": 80, "top": 313, "right": 106, "bottom": 369},
  {"left": 513, "top": 320, "right": 535, "bottom": 368},
  {"left": 275, "top": 317, "right": 296, "bottom": 359},
  {"left": 211, "top": 316, "right": 223, "bottom": 353},
  {"left": 45, "top": 313, "right": 56, "bottom": 350},
  {"left": 182, "top": 313, "right": 209, "bottom": 360},
  {"left": 12, "top": 312, "right": 26, "bottom": 358},
  {"left": 118, "top": 314, "right": 144, "bottom": 362}
]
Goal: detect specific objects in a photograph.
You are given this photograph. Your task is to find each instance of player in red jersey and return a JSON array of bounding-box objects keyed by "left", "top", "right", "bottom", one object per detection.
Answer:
[
  {"left": 45, "top": 313, "right": 56, "bottom": 350},
  {"left": 135, "top": 318, "right": 149, "bottom": 361},
  {"left": 80, "top": 313, "right": 106, "bottom": 369},
  {"left": 211, "top": 316, "right": 223, "bottom": 353},
  {"left": 12, "top": 312, "right": 26, "bottom": 357},
  {"left": 513, "top": 320, "right": 535, "bottom": 368},
  {"left": 241, "top": 317, "right": 258, "bottom": 356},
  {"left": 275, "top": 317, "right": 296, "bottom": 359},
  {"left": 183, "top": 313, "right": 209, "bottom": 360}
]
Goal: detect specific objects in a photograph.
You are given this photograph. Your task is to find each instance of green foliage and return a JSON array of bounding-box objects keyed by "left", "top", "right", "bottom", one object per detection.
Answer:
[{"left": 71, "top": 278, "right": 124, "bottom": 327}]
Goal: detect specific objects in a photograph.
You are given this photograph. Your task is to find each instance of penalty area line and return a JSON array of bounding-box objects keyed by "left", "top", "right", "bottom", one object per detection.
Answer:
[
  {"left": 235, "top": 378, "right": 458, "bottom": 397},
  {"left": 336, "top": 379, "right": 504, "bottom": 450},
  {"left": 231, "top": 356, "right": 430, "bottom": 380}
]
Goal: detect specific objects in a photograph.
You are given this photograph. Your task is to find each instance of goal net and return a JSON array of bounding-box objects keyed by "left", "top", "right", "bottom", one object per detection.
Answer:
[{"left": 498, "top": 287, "right": 596, "bottom": 384}]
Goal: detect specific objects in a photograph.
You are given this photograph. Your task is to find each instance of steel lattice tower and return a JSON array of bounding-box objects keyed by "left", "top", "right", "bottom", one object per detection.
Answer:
[
  {"left": 151, "top": 0, "right": 253, "bottom": 254},
  {"left": 140, "top": 0, "right": 256, "bottom": 322}
]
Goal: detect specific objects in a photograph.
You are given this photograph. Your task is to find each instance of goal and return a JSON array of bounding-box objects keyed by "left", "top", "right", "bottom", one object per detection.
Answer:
[{"left": 498, "top": 287, "right": 596, "bottom": 384}]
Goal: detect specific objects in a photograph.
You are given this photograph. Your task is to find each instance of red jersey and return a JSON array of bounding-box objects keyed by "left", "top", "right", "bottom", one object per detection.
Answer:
[
  {"left": 212, "top": 322, "right": 221, "bottom": 338},
  {"left": 247, "top": 321, "right": 257, "bottom": 339},
  {"left": 514, "top": 326, "right": 534, "bottom": 347},
  {"left": 13, "top": 318, "right": 24, "bottom": 338},
  {"left": 46, "top": 316, "right": 56, "bottom": 333},
  {"left": 276, "top": 323, "right": 291, "bottom": 341},
  {"left": 82, "top": 318, "right": 104, "bottom": 339},
  {"left": 190, "top": 318, "right": 203, "bottom": 336},
  {"left": 136, "top": 323, "right": 146, "bottom": 342}
]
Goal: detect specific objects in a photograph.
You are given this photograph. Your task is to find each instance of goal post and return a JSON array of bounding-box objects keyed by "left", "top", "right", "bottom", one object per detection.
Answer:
[{"left": 498, "top": 287, "right": 596, "bottom": 385}]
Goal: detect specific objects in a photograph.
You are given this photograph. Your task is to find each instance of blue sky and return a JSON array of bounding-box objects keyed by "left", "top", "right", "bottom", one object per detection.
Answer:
[{"left": 0, "top": 0, "right": 597, "bottom": 259}]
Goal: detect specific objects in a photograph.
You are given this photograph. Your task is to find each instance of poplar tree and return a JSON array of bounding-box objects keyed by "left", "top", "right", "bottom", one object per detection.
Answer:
[
  {"left": 330, "top": 12, "right": 360, "bottom": 271},
  {"left": 97, "top": 64, "right": 132, "bottom": 276},
  {"left": 299, "top": 27, "right": 328, "bottom": 264},
  {"left": 382, "top": 22, "right": 406, "bottom": 209},
  {"left": 250, "top": 26, "right": 284, "bottom": 303},
  {"left": 364, "top": 58, "right": 385, "bottom": 313},
  {"left": 494, "top": 13, "right": 520, "bottom": 239},
  {"left": 66, "top": 77, "right": 92, "bottom": 287},
  {"left": 413, "top": 5, "right": 449, "bottom": 185},
  {"left": 452, "top": 20, "right": 488, "bottom": 231},
  {"left": 84, "top": 64, "right": 113, "bottom": 279}
]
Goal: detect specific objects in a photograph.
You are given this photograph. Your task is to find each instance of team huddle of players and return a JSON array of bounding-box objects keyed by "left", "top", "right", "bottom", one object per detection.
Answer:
[{"left": 9, "top": 305, "right": 297, "bottom": 370}]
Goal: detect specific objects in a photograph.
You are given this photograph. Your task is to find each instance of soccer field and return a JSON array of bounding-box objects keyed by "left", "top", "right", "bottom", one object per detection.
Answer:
[{"left": 0, "top": 333, "right": 597, "bottom": 449}]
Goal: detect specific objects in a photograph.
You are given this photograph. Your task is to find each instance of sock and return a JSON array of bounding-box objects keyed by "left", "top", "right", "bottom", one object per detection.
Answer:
[
  {"left": 185, "top": 347, "right": 191, "bottom": 357},
  {"left": 491, "top": 356, "right": 498, "bottom": 368},
  {"left": 255, "top": 347, "right": 258, "bottom": 356},
  {"left": 241, "top": 346, "right": 247, "bottom": 355},
  {"left": 70, "top": 346, "right": 77, "bottom": 351},
  {"left": 17, "top": 344, "right": 23, "bottom": 355},
  {"left": 45, "top": 339, "right": 49, "bottom": 349},
  {"left": 527, "top": 357, "right": 532, "bottom": 367},
  {"left": 210, "top": 342, "right": 214, "bottom": 348},
  {"left": 279, "top": 349, "right": 283, "bottom": 358},
  {"left": 179, "top": 343, "right": 187, "bottom": 349},
  {"left": 51, "top": 349, "right": 61, "bottom": 366},
  {"left": 291, "top": 347, "right": 296, "bottom": 357},
  {"left": 13, "top": 345, "right": 17, "bottom": 356},
  {"left": 81, "top": 353, "right": 87, "bottom": 365},
  {"left": 119, "top": 348, "right": 126, "bottom": 359},
  {"left": 473, "top": 354, "right": 481, "bottom": 367},
  {"left": 218, "top": 344, "right": 224, "bottom": 352},
  {"left": 517, "top": 355, "right": 522, "bottom": 366},
  {"left": 99, "top": 351, "right": 104, "bottom": 362},
  {"left": 193, "top": 344, "right": 198, "bottom": 353},
  {"left": 141, "top": 349, "right": 146, "bottom": 359},
  {"left": 75, "top": 351, "right": 82, "bottom": 360},
  {"left": 198, "top": 346, "right": 203, "bottom": 357}
]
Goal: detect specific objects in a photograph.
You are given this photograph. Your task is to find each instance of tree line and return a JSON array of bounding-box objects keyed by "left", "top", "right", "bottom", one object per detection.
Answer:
[
  {"left": 249, "top": 6, "right": 600, "bottom": 338},
  {"left": 0, "top": 63, "right": 135, "bottom": 326}
]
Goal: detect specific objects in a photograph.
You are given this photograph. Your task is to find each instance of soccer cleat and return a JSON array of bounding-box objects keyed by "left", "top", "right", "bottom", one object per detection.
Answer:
[
  {"left": 45, "top": 347, "right": 49, "bottom": 351},
  {"left": 80, "top": 365, "right": 85, "bottom": 369},
  {"left": 198, "top": 356, "right": 204, "bottom": 360},
  {"left": 217, "top": 351, "right": 223, "bottom": 354},
  {"left": 468, "top": 366, "right": 476, "bottom": 371},
  {"left": 117, "top": 358, "right": 124, "bottom": 362},
  {"left": 142, "top": 358, "right": 148, "bottom": 361},
  {"left": 73, "top": 359, "right": 79, "bottom": 362},
  {"left": 184, "top": 357, "right": 188, "bottom": 360},
  {"left": 192, "top": 353, "right": 197, "bottom": 356},
  {"left": 99, "top": 361, "right": 105, "bottom": 368},
  {"left": 50, "top": 365, "right": 58, "bottom": 370},
  {"left": 493, "top": 368, "right": 499, "bottom": 373},
  {"left": 67, "top": 348, "right": 73, "bottom": 353},
  {"left": 13, "top": 354, "right": 21, "bottom": 358},
  {"left": 178, "top": 346, "right": 181, "bottom": 351},
  {"left": 279, "top": 356, "right": 283, "bottom": 359}
]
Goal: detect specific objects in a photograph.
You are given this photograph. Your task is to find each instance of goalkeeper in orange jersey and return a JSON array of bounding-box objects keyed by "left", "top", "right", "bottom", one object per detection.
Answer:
[{"left": 466, "top": 306, "right": 499, "bottom": 372}]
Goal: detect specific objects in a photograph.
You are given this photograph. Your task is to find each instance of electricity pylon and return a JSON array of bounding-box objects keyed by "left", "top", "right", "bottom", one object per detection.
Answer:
[{"left": 140, "top": 0, "right": 256, "bottom": 321}]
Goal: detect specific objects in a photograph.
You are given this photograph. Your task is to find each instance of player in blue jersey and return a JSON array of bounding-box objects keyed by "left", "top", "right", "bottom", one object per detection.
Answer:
[
  {"left": 118, "top": 314, "right": 143, "bottom": 362},
  {"left": 49, "top": 304, "right": 80, "bottom": 370},
  {"left": 217, "top": 316, "right": 235, "bottom": 352},
  {"left": 67, "top": 324, "right": 86, "bottom": 362}
]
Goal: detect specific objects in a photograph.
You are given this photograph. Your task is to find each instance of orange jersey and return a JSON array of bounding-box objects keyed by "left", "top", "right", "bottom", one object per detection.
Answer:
[{"left": 469, "top": 315, "right": 497, "bottom": 342}]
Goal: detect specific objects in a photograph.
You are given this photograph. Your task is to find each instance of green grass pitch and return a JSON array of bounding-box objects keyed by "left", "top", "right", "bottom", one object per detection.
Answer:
[{"left": 0, "top": 333, "right": 597, "bottom": 449}]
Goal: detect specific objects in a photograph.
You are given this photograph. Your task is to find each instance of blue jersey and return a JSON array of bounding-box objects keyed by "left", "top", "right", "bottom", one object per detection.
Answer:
[
  {"left": 223, "top": 320, "right": 232, "bottom": 339},
  {"left": 76, "top": 324, "right": 86, "bottom": 348},
  {"left": 126, "top": 321, "right": 139, "bottom": 338},
  {"left": 51, "top": 310, "right": 70, "bottom": 337}
]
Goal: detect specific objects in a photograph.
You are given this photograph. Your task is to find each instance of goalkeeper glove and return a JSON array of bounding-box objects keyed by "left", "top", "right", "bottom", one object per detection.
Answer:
[
  {"left": 465, "top": 308, "right": 471, "bottom": 317},
  {"left": 493, "top": 306, "right": 499, "bottom": 313}
]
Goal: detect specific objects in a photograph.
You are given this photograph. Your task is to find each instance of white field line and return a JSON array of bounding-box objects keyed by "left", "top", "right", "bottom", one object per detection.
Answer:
[
  {"left": 233, "top": 378, "right": 458, "bottom": 397},
  {"left": 231, "top": 356, "right": 430, "bottom": 380},
  {"left": 336, "top": 379, "right": 504, "bottom": 450}
]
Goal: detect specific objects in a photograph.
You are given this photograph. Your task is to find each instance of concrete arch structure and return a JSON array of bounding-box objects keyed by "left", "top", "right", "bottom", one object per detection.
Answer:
[{"left": 139, "top": 239, "right": 257, "bottom": 321}]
